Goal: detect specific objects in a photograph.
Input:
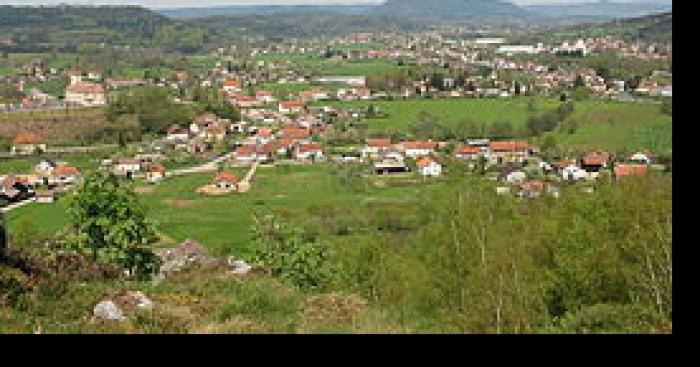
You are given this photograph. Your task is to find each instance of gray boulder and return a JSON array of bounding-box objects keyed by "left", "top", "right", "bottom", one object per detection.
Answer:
[
  {"left": 227, "top": 256, "right": 253, "bottom": 276},
  {"left": 93, "top": 300, "right": 125, "bottom": 322}
]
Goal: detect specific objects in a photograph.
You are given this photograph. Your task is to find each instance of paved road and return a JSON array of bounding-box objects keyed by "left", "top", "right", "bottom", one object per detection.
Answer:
[{"left": 0, "top": 197, "right": 36, "bottom": 213}]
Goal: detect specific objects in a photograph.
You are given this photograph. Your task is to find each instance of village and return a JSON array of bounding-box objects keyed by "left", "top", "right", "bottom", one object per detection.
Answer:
[{"left": 1, "top": 90, "right": 662, "bottom": 209}]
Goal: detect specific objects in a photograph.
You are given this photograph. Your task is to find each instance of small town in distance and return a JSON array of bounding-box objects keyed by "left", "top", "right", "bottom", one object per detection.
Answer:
[{"left": 0, "top": 1, "right": 672, "bottom": 334}]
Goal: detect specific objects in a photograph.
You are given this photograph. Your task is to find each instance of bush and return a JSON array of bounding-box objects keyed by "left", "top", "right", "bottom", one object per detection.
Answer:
[{"left": 251, "top": 214, "right": 335, "bottom": 290}]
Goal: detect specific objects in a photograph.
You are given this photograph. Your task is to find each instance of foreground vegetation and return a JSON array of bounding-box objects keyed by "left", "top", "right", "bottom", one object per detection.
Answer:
[{"left": 2, "top": 162, "right": 672, "bottom": 333}]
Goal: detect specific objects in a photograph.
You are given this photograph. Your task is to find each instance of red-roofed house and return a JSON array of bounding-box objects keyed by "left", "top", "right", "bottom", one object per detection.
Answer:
[
  {"left": 416, "top": 156, "right": 442, "bottom": 177},
  {"left": 295, "top": 143, "right": 324, "bottom": 161},
  {"left": 401, "top": 141, "right": 438, "bottom": 158},
  {"left": 280, "top": 127, "right": 311, "bottom": 141},
  {"left": 455, "top": 146, "right": 481, "bottom": 161},
  {"left": 614, "top": 164, "right": 648, "bottom": 180},
  {"left": 212, "top": 171, "right": 239, "bottom": 189},
  {"left": 49, "top": 165, "right": 80, "bottom": 185},
  {"left": 255, "top": 90, "right": 276, "bottom": 103},
  {"left": 11, "top": 133, "right": 46, "bottom": 154},
  {"left": 362, "top": 139, "right": 393, "bottom": 158},
  {"left": 204, "top": 125, "right": 226, "bottom": 142},
  {"left": 279, "top": 100, "right": 306, "bottom": 114},
  {"left": 487, "top": 140, "right": 531, "bottom": 164},
  {"left": 146, "top": 164, "right": 166, "bottom": 184},
  {"left": 65, "top": 82, "right": 105, "bottom": 106},
  {"left": 223, "top": 80, "right": 242, "bottom": 93}
]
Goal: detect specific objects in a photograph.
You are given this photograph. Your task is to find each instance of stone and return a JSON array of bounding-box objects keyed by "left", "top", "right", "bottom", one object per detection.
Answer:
[
  {"left": 132, "top": 291, "right": 154, "bottom": 310},
  {"left": 227, "top": 256, "right": 253, "bottom": 276},
  {"left": 94, "top": 300, "right": 125, "bottom": 322}
]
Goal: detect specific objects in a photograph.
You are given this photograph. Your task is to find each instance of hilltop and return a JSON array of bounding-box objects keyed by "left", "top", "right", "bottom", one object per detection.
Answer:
[{"left": 0, "top": 5, "right": 202, "bottom": 53}]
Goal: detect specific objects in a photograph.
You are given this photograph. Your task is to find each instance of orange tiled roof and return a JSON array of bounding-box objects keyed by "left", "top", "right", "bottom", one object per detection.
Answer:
[
  {"left": 213, "top": 171, "right": 239, "bottom": 184},
  {"left": 13, "top": 132, "right": 43, "bottom": 145},
  {"left": 402, "top": 141, "right": 438, "bottom": 150},
  {"left": 489, "top": 141, "right": 529, "bottom": 152},
  {"left": 367, "top": 139, "right": 391, "bottom": 148}
]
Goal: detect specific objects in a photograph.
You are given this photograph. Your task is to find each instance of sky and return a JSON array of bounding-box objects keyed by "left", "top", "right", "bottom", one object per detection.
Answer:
[{"left": 0, "top": 0, "right": 673, "bottom": 9}]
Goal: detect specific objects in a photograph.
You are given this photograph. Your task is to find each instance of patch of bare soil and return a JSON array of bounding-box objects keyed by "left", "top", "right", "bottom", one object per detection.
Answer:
[
  {"left": 163, "top": 199, "right": 195, "bottom": 207},
  {"left": 135, "top": 187, "right": 155, "bottom": 194}
]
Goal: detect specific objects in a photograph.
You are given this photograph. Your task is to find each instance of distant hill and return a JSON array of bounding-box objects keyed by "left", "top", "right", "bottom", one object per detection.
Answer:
[
  {"left": 0, "top": 6, "right": 207, "bottom": 53},
  {"left": 0, "top": 5, "right": 171, "bottom": 52},
  {"left": 158, "top": 5, "right": 375, "bottom": 19},
  {"left": 517, "top": 11, "right": 672, "bottom": 44},
  {"left": 377, "top": 0, "right": 527, "bottom": 18},
  {"left": 523, "top": 1, "right": 672, "bottom": 19}
]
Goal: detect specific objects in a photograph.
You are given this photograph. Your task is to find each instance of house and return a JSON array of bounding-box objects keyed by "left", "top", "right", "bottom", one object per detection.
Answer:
[
  {"left": 166, "top": 125, "right": 190, "bottom": 141},
  {"left": 0, "top": 174, "right": 33, "bottom": 202},
  {"left": 11, "top": 133, "right": 46, "bottom": 155},
  {"left": 500, "top": 165, "right": 527, "bottom": 184},
  {"left": 279, "top": 126, "right": 311, "bottom": 141},
  {"left": 580, "top": 152, "right": 610, "bottom": 180},
  {"left": 223, "top": 80, "right": 242, "bottom": 93},
  {"left": 561, "top": 164, "right": 587, "bottom": 181},
  {"left": 113, "top": 158, "right": 141, "bottom": 178},
  {"left": 35, "top": 190, "right": 55, "bottom": 204},
  {"left": 361, "top": 139, "right": 392, "bottom": 158},
  {"left": 255, "top": 127, "right": 274, "bottom": 144},
  {"left": 401, "top": 141, "right": 438, "bottom": 158},
  {"left": 146, "top": 165, "right": 166, "bottom": 184},
  {"left": 35, "top": 159, "right": 57, "bottom": 174},
  {"left": 455, "top": 146, "right": 481, "bottom": 160},
  {"left": 279, "top": 100, "right": 306, "bottom": 114},
  {"left": 614, "top": 164, "right": 648, "bottom": 180},
  {"left": 50, "top": 165, "right": 80, "bottom": 186},
  {"left": 487, "top": 140, "right": 530, "bottom": 164},
  {"left": 629, "top": 152, "right": 652, "bottom": 165},
  {"left": 204, "top": 125, "right": 226, "bottom": 142},
  {"left": 416, "top": 156, "right": 442, "bottom": 177},
  {"left": 230, "top": 94, "right": 262, "bottom": 108},
  {"left": 235, "top": 145, "right": 271, "bottom": 163},
  {"left": 374, "top": 155, "right": 409, "bottom": 175},
  {"left": 255, "top": 90, "right": 276, "bottom": 103},
  {"left": 212, "top": 171, "right": 239, "bottom": 190},
  {"left": 295, "top": 143, "right": 324, "bottom": 161},
  {"left": 65, "top": 82, "right": 105, "bottom": 106}
]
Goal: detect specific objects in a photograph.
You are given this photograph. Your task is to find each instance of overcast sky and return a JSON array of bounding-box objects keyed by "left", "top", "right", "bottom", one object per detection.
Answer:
[{"left": 0, "top": 0, "right": 672, "bottom": 9}]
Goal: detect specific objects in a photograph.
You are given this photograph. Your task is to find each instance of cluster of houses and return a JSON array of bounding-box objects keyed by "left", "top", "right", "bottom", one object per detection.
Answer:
[
  {"left": 0, "top": 159, "right": 82, "bottom": 204},
  {"left": 153, "top": 112, "right": 229, "bottom": 154}
]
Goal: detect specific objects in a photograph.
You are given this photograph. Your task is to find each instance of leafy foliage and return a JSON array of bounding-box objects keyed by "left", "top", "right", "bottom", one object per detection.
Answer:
[
  {"left": 65, "top": 171, "right": 160, "bottom": 279},
  {"left": 252, "top": 214, "right": 335, "bottom": 290}
]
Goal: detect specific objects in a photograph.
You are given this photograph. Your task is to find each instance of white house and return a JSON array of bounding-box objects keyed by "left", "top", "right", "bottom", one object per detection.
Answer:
[
  {"left": 416, "top": 157, "right": 442, "bottom": 177},
  {"left": 402, "top": 141, "right": 438, "bottom": 158},
  {"left": 630, "top": 152, "right": 652, "bottom": 165},
  {"left": 64, "top": 82, "right": 106, "bottom": 106},
  {"left": 113, "top": 158, "right": 141, "bottom": 177},
  {"left": 562, "top": 164, "right": 587, "bottom": 181},
  {"left": 295, "top": 143, "right": 324, "bottom": 161}
]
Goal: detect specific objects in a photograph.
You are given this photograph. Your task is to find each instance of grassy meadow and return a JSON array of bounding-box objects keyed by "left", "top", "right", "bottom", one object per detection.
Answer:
[
  {"left": 5, "top": 164, "right": 449, "bottom": 256},
  {"left": 326, "top": 97, "right": 672, "bottom": 153}
]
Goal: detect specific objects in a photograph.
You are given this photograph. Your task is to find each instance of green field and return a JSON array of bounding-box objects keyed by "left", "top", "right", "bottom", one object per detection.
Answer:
[
  {"left": 6, "top": 164, "right": 448, "bottom": 256},
  {"left": 251, "top": 53, "right": 412, "bottom": 77},
  {"left": 326, "top": 97, "right": 562, "bottom": 130},
  {"left": 325, "top": 97, "right": 672, "bottom": 153},
  {"left": 554, "top": 100, "right": 672, "bottom": 153}
]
